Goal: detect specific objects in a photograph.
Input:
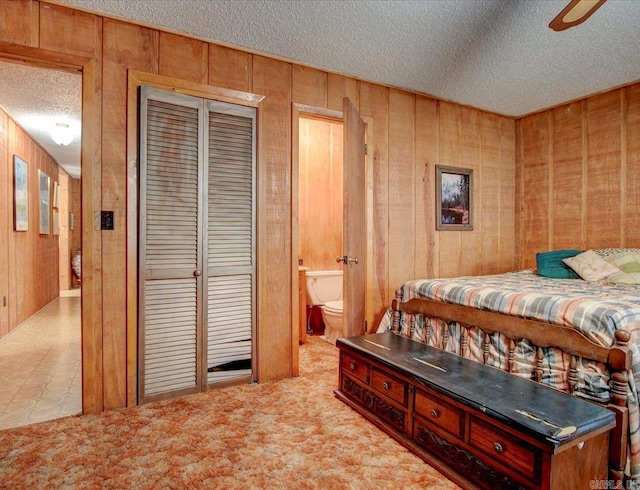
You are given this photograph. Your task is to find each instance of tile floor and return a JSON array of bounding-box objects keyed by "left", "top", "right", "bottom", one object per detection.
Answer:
[{"left": 0, "top": 294, "right": 82, "bottom": 431}]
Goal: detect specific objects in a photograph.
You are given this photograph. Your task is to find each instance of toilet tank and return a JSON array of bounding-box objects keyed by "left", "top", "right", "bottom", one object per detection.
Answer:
[{"left": 305, "top": 270, "right": 343, "bottom": 305}]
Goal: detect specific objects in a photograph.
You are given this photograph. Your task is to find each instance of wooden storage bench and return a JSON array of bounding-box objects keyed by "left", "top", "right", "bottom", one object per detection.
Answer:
[{"left": 335, "top": 332, "right": 616, "bottom": 490}]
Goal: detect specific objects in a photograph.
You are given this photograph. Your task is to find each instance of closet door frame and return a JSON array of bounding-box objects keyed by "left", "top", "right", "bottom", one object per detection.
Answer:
[{"left": 127, "top": 71, "right": 265, "bottom": 406}]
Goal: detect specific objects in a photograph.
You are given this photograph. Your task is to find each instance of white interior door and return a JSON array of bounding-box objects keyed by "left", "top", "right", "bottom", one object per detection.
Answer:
[{"left": 342, "top": 97, "right": 366, "bottom": 337}]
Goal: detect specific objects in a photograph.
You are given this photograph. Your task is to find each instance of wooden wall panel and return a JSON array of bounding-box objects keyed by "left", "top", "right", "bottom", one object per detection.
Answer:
[
  {"left": 586, "top": 91, "right": 621, "bottom": 248},
  {"left": 0, "top": 110, "right": 8, "bottom": 338},
  {"left": 359, "top": 82, "right": 389, "bottom": 327},
  {"left": 438, "top": 102, "right": 462, "bottom": 278},
  {"left": 39, "top": 3, "right": 101, "bottom": 59},
  {"left": 327, "top": 74, "right": 359, "bottom": 112},
  {"left": 515, "top": 119, "right": 524, "bottom": 266},
  {"left": 58, "top": 172, "right": 71, "bottom": 291},
  {"left": 102, "top": 19, "right": 158, "bottom": 409},
  {"left": 7, "top": 121, "right": 20, "bottom": 333},
  {"left": 81, "top": 57, "right": 104, "bottom": 415},
  {"left": 330, "top": 121, "right": 343, "bottom": 267},
  {"left": 159, "top": 32, "right": 207, "bottom": 84},
  {"left": 520, "top": 112, "right": 550, "bottom": 268},
  {"left": 414, "top": 96, "right": 438, "bottom": 279},
  {"left": 292, "top": 66, "right": 327, "bottom": 108},
  {"left": 208, "top": 44, "right": 252, "bottom": 93},
  {"left": 551, "top": 102, "right": 583, "bottom": 249},
  {"left": 498, "top": 116, "right": 516, "bottom": 270},
  {"left": 1, "top": 116, "right": 59, "bottom": 340},
  {"left": 626, "top": 85, "right": 640, "bottom": 246},
  {"left": 460, "top": 107, "right": 482, "bottom": 275},
  {"left": 480, "top": 113, "right": 502, "bottom": 274},
  {"left": 298, "top": 117, "right": 343, "bottom": 271},
  {"left": 388, "top": 90, "right": 415, "bottom": 291},
  {"left": 0, "top": 0, "right": 37, "bottom": 46},
  {"left": 516, "top": 83, "right": 640, "bottom": 267},
  {"left": 252, "top": 55, "right": 292, "bottom": 381}
]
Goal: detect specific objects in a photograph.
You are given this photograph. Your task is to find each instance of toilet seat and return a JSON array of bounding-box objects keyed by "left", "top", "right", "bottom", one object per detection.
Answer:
[{"left": 322, "top": 300, "right": 343, "bottom": 314}]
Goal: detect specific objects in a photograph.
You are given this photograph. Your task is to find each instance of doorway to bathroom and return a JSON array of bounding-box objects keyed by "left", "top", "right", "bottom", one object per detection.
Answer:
[
  {"left": 298, "top": 113, "right": 343, "bottom": 342},
  {"left": 292, "top": 99, "right": 369, "bottom": 375}
]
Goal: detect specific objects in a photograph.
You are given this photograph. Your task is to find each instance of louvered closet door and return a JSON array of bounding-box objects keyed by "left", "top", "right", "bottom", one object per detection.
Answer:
[
  {"left": 205, "top": 101, "right": 256, "bottom": 385},
  {"left": 139, "top": 87, "right": 204, "bottom": 402},
  {"left": 139, "top": 87, "right": 256, "bottom": 402}
]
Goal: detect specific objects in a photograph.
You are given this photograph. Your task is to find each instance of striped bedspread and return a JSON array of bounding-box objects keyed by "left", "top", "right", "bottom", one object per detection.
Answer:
[{"left": 377, "top": 270, "right": 640, "bottom": 479}]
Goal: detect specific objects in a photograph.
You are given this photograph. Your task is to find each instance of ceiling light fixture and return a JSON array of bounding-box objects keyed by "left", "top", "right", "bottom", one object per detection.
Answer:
[
  {"left": 51, "top": 122, "right": 73, "bottom": 146},
  {"left": 549, "top": 0, "right": 607, "bottom": 31}
]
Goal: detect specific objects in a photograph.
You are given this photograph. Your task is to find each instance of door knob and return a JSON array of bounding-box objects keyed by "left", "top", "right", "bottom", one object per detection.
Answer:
[
  {"left": 336, "top": 256, "right": 359, "bottom": 265},
  {"left": 193, "top": 270, "right": 202, "bottom": 277}
]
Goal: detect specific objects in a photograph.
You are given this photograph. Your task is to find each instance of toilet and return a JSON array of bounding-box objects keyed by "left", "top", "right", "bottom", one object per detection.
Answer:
[
  {"left": 305, "top": 270, "right": 343, "bottom": 344},
  {"left": 320, "top": 299, "right": 343, "bottom": 344}
]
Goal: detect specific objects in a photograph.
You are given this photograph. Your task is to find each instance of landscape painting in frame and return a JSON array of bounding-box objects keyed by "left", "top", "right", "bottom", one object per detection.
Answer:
[
  {"left": 13, "top": 155, "right": 28, "bottom": 231},
  {"left": 39, "top": 169, "right": 50, "bottom": 235},
  {"left": 436, "top": 165, "right": 473, "bottom": 231}
]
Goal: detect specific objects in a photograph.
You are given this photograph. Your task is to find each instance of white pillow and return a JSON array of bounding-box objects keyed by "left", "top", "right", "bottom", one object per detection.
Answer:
[
  {"left": 605, "top": 252, "right": 640, "bottom": 285},
  {"left": 562, "top": 250, "right": 620, "bottom": 282}
]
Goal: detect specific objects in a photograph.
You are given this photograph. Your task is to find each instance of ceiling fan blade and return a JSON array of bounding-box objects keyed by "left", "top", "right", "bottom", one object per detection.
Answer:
[{"left": 549, "top": 0, "right": 607, "bottom": 31}]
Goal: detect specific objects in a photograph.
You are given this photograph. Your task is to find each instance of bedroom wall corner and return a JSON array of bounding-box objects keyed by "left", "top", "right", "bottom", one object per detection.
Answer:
[{"left": 516, "top": 81, "right": 640, "bottom": 268}]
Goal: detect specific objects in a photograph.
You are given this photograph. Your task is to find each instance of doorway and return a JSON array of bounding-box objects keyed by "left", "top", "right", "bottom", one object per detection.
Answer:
[
  {"left": 292, "top": 99, "right": 369, "bottom": 375},
  {"left": 0, "top": 60, "right": 82, "bottom": 429},
  {"left": 298, "top": 114, "right": 344, "bottom": 341}
]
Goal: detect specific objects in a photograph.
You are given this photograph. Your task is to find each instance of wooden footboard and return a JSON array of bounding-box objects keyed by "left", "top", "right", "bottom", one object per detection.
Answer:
[{"left": 391, "top": 289, "right": 633, "bottom": 482}]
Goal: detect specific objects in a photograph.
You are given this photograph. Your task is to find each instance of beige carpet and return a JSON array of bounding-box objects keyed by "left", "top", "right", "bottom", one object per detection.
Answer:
[{"left": 0, "top": 336, "right": 459, "bottom": 489}]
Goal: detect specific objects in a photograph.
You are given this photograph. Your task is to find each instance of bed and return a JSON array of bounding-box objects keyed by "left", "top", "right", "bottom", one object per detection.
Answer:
[{"left": 377, "top": 248, "right": 640, "bottom": 485}]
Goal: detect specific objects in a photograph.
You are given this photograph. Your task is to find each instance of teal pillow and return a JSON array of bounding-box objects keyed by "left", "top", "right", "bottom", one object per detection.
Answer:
[{"left": 536, "top": 250, "right": 583, "bottom": 279}]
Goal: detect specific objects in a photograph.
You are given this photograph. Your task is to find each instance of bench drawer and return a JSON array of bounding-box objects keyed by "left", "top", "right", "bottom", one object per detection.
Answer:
[
  {"left": 371, "top": 367, "right": 408, "bottom": 406},
  {"left": 469, "top": 416, "right": 541, "bottom": 483},
  {"left": 341, "top": 352, "right": 369, "bottom": 383},
  {"left": 414, "top": 389, "right": 464, "bottom": 439}
]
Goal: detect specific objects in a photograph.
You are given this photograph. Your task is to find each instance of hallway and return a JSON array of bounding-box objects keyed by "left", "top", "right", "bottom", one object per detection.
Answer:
[{"left": 0, "top": 295, "right": 81, "bottom": 430}]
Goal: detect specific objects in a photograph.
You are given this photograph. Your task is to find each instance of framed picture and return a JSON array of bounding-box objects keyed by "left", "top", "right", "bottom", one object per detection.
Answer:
[
  {"left": 13, "top": 156, "right": 29, "bottom": 231},
  {"left": 436, "top": 165, "right": 474, "bottom": 231},
  {"left": 39, "top": 170, "right": 50, "bottom": 235}
]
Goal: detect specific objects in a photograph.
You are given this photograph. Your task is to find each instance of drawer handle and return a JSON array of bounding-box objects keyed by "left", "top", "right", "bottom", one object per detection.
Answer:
[
  {"left": 430, "top": 409, "right": 439, "bottom": 418},
  {"left": 349, "top": 363, "right": 356, "bottom": 371},
  {"left": 493, "top": 442, "right": 504, "bottom": 454},
  {"left": 382, "top": 382, "right": 390, "bottom": 390}
]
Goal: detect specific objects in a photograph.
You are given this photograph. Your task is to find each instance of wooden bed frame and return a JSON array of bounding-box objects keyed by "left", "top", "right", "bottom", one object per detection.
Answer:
[{"left": 391, "top": 289, "right": 633, "bottom": 483}]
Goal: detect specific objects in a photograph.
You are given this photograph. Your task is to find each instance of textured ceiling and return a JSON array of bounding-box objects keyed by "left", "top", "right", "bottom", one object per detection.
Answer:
[
  {"left": 62, "top": 0, "right": 640, "bottom": 116},
  {"left": 0, "top": 61, "right": 81, "bottom": 179},
  {"left": 3, "top": 0, "right": 640, "bottom": 177}
]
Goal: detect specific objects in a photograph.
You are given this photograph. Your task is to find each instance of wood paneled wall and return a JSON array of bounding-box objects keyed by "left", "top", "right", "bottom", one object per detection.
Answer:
[
  {"left": 58, "top": 172, "right": 71, "bottom": 291},
  {"left": 515, "top": 85, "right": 640, "bottom": 268},
  {"left": 0, "top": 107, "right": 61, "bottom": 339},
  {"left": 57, "top": 174, "right": 81, "bottom": 291},
  {"left": 1, "top": 0, "right": 517, "bottom": 413},
  {"left": 298, "top": 117, "right": 343, "bottom": 272}
]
